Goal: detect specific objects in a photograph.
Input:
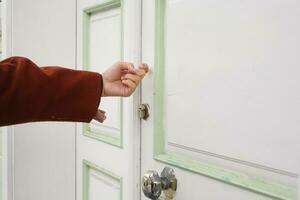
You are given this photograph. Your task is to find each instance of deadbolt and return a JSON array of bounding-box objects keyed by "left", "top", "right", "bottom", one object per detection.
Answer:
[{"left": 138, "top": 104, "right": 150, "bottom": 120}]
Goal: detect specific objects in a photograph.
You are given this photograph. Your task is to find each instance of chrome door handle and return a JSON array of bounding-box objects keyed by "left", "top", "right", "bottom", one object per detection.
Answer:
[{"left": 142, "top": 167, "right": 177, "bottom": 200}]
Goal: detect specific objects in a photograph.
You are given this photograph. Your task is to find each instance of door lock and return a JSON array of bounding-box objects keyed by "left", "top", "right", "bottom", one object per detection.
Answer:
[
  {"left": 142, "top": 167, "right": 177, "bottom": 200},
  {"left": 138, "top": 104, "right": 150, "bottom": 120}
]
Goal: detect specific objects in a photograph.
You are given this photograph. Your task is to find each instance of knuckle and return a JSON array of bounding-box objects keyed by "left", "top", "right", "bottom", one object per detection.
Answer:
[{"left": 124, "top": 62, "right": 133, "bottom": 67}]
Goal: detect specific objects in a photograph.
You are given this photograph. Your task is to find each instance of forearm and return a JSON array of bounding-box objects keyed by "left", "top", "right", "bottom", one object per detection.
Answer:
[{"left": 0, "top": 56, "right": 102, "bottom": 126}]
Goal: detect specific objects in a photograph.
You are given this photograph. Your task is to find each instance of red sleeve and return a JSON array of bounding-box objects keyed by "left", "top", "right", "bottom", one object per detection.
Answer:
[{"left": 0, "top": 56, "right": 102, "bottom": 126}]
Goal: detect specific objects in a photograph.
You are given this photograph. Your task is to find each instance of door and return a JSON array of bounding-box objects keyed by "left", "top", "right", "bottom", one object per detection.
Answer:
[
  {"left": 141, "top": 1, "right": 299, "bottom": 200},
  {"left": 76, "top": 0, "right": 141, "bottom": 200},
  {"left": 9, "top": 0, "right": 77, "bottom": 199}
]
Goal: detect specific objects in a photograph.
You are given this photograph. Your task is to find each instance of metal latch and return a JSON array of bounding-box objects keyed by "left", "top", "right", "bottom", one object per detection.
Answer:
[{"left": 138, "top": 104, "right": 150, "bottom": 120}]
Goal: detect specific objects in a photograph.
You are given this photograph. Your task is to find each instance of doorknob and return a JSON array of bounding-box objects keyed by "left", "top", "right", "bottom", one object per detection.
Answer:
[{"left": 142, "top": 167, "right": 177, "bottom": 200}]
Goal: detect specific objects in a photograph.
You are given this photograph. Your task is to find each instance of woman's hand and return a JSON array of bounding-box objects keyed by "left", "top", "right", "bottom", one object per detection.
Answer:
[
  {"left": 102, "top": 62, "right": 149, "bottom": 97},
  {"left": 93, "top": 62, "right": 149, "bottom": 123}
]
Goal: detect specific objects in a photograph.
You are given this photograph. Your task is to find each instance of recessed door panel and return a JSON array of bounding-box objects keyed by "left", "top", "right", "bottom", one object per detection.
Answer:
[
  {"left": 164, "top": 0, "right": 300, "bottom": 174},
  {"left": 83, "top": 161, "right": 121, "bottom": 200},
  {"left": 83, "top": 4, "right": 123, "bottom": 145}
]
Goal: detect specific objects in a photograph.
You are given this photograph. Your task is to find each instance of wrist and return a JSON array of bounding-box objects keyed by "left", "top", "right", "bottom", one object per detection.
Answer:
[{"left": 101, "top": 74, "right": 106, "bottom": 97}]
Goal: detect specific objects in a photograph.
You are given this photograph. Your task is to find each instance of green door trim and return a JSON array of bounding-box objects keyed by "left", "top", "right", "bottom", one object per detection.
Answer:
[
  {"left": 82, "top": 0, "right": 124, "bottom": 148},
  {"left": 82, "top": 159, "right": 123, "bottom": 200},
  {"left": 153, "top": 0, "right": 296, "bottom": 199}
]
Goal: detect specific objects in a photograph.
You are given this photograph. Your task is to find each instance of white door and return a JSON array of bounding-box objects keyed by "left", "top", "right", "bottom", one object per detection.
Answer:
[
  {"left": 7, "top": 0, "right": 77, "bottom": 199},
  {"left": 141, "top": 1, "right": 299, "bottom": 200},
  {"left": 76, "top": 0, "right": 141, "bottom": 200}
]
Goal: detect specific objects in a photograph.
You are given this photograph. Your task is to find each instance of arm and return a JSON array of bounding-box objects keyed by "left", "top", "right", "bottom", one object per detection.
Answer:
[{"left": 0, "top": 56, "right": 102, "bottom": 126}]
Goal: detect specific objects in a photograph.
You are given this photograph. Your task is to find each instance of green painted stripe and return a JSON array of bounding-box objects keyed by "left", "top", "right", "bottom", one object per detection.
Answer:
[
  {"left": 83, "top": 124, "right": 121, "bottom": 147},
  {"left": 153, "top": 0, "right": 297, "bottom": 199},
  {"left": 155, "top": 154, "right": 296, "bottom": 200},
  {"left": 84, "top": 0, "right": 121, "bottom": 14},
  {"left": 154, "top": 0, "right": 166, "bottom": 156}
]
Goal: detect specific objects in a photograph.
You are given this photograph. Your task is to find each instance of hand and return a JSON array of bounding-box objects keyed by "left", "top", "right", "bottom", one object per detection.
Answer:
[
  {"left": 102, "top": 62, "right": 149, "bottom": 97},
  {"left": 94, "top": 62, "right": 148, "bottom": 123}
]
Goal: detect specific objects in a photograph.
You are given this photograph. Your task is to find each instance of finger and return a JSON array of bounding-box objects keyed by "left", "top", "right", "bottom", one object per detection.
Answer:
[
  {"left": 134, "top": 68, "right": 147, "bottom": 77},
  {"left": 119, "top": 62, "right": 134, "bottom": 70},
  {"left": 122, "top": 73, "right": 141, "bottom": 84},
  {"left": 119, "top": 62, "right": 136, "bottom": 74},
  {"left": 122, "top": 79, "right": 137, "bottom": 90},
  {"left": 139, "top": 63, "right": 149, "bottom": 73}
]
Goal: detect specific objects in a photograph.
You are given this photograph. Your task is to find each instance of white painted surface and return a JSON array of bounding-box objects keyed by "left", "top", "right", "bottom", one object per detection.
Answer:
[
  {"left": 1, "top": 1, "right": 13, "bottom": 199},
  {"left": 89, "top": 7, "right": 122, "bottom": 138},
  {"left": 11, "top": 0, "right": 76, "bottom": 199},
  {"left": 76, "top": 0, "right": 141, "bottom": 200},
  {"left": 88, "top": 168, "right": 120, "bottom": 200},
  {"left": 141, "top": 0, "right": 299, "bottom": 199},
  {"left": 164, "top": 0, "right": 300, "bottom": 174},
  {"left": 13, "top": 123, "right": 75, "bottom": 200},
  {"left": 0, "top": 127, "right": 11, "bottom": 200}
]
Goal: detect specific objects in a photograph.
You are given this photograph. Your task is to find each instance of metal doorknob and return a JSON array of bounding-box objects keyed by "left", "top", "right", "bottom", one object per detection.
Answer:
[{"left": 142, "top": 167, "right": 177, "bottom": 200}]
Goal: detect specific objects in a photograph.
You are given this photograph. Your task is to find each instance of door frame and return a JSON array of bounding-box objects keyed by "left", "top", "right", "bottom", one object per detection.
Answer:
[{"left": 1, "top": 0, "right": 14, "bottom": 199}]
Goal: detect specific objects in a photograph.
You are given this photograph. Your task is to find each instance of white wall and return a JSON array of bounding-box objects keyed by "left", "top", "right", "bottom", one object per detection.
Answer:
[{"left": 11, "top": 0, "right": 76, "bottom": 199}]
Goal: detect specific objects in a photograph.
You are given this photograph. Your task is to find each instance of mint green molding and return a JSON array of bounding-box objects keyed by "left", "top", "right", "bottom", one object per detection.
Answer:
[
  {"left": 82, "top": 0, "right": 124, "bottom": 148},
  {"left": 82, "top": 160, "right": 123, "bottom": 200},
  {"left": 153, "top": 0, "right": 297, "bottom": 199},
  {"left": 83, "top": 120, "right": 122, "bottom": 147}
]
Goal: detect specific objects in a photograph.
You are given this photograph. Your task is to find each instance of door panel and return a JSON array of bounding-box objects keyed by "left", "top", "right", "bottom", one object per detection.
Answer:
[
  {"left": 14, "top": 123, "right": 76, "bottom": 200},
  {"left": 163, "top": 0, "right": 299, "bottom": 174},
  {"left": 76, "top": 0, "right": 141, "bottom": 200},
  {"left": 11, "top": 0, "right": 76, "bottom": 199},
  {"left": 82, "top": 160, "right": 122, "bottom": 200},
  {"left": 82, "top": 0, "right": 123, "bottom": 147},
  {"left": 141, "top": 0, "right": 299, "bottom": 199}
]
